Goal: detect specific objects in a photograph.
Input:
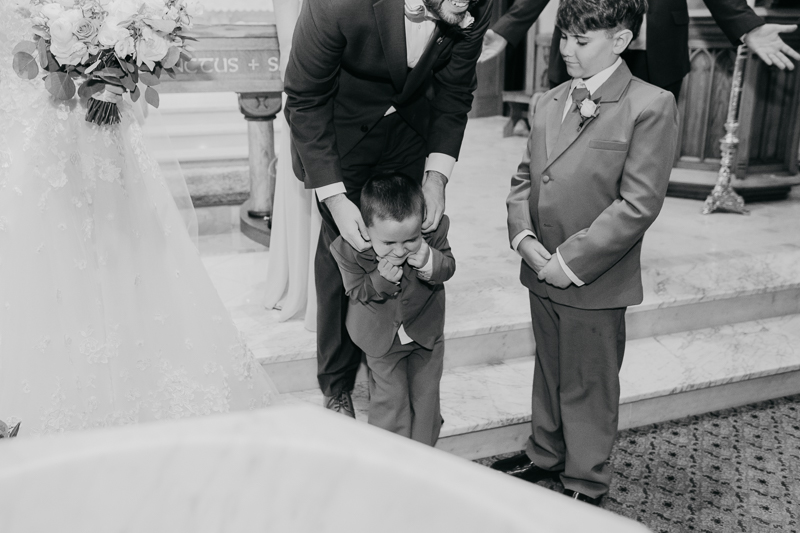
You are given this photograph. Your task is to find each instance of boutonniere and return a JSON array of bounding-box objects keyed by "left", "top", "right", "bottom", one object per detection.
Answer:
[
  {"left": 576, "top": 97, "right": 600, "bottom": 131},
  {"left": 458, "top": 12, "right": 474, "bottom": 30}
]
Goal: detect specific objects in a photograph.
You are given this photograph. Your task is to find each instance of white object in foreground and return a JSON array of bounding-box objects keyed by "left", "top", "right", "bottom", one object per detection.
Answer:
[{"left": 0, "top": 404, "right": 649, "bottom": 533}]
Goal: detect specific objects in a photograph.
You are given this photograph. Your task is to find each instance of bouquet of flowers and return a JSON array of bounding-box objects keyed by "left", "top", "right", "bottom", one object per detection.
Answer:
[
  {"left": 12, "top": 0, "right": 202, "bottom": 125},
  {"left": 0, "top": 420, "right": 21, "bottom": 439}
]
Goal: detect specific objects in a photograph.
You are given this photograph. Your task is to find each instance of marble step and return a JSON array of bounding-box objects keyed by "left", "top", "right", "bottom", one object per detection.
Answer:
[
  {"left": 283, "top": 313, "right": 800, "bottom": 459},
  {"left": 233, "top": 243, "right": 800, "bottom": 393}
]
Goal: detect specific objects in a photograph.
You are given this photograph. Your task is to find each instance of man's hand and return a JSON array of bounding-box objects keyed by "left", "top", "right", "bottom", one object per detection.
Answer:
[
  {"left": 478, "top": 29, "right": 508, "bottom": 63},
  {"left": 421, "top": 170, "right": 447, "bottom": 233},
  {"left": 517, "top": 236, "right": 551, "bottom": 274},
  {"left": 378, "top": 257, "right": 403, "bottom": 283},
  {"left": 324, "top": 193, "right": 371, "bottom": 251},
  {"left": 406, "top": 241, "right": 430, "bottom": 269},
  {"left": 744, "top": 24, "right": 800, "bottom": 71},
  {"left": 538, "top": 256, "right": 572, "bottom": 289}
]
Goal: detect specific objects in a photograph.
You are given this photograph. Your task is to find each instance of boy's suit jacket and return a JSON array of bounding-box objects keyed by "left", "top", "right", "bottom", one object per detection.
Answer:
[
  {"left": 330, "top": 216, "right": 456, "bottom": 357},
  {"left": 284, "top": 0, "right": 492, "bottom": 190},
  {"left": 506, "top": 62, "right": 679, "bottom": 310},
  {"left": 492, "top": 0, "right": 762, "bottom": 89}
]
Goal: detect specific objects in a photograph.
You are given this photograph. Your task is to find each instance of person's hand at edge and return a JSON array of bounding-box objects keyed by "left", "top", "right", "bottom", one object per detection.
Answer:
[
  {"left": 421, "top": 170, "right": 447, "bottom": 233},
  {"left": 324, "top": 193, "right": 371, "bottom": 251},
  {"left": 479, "top": 29, "right": 508, "bottom": 63},
  {"left": 745, "top": 24, "right": 800, "bottom": 71}
]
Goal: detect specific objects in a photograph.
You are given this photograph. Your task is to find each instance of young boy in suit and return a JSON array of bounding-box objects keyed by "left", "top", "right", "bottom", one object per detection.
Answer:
[
  {"left": 492, "top": 0, "right": 679, "bottom": 505},
  {"left": 330, "top": 173, "right": 456, "bottom": 446}
]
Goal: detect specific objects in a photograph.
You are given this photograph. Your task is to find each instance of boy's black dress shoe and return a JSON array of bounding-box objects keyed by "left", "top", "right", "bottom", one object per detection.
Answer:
[
  {"left": 490, "top": 452, "right": 559, "bottom": 483},
  {"left": 563, "top": 489, "right": 602, "bottom": 506},
  {"left": 323, "top": 390, "right": 356, "bottom": 418}
]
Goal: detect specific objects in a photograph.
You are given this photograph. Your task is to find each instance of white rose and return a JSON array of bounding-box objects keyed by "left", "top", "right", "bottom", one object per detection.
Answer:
[
  {"left": 184, "top": 0, "right": 203, "bottom": 17},
  {"left": 107, "top": 0, "right": 140, "bottom": 21},
  {"left": 40, "top": 2, "right": 65, "bottom": 20},
  {"left": 74, "top": 18, "right": 99, "bottom": 42},
  {"left": 142, "top": 0, "right": 168, "bottom": 16},
  {"left": 579, "top": 99, "right": 598, "bottom": 118},
  {"left": 56, "top": 0, "right": 75, "bottom": 6},
  {"left": 97, "top": 22, "right": 131, "bottom": 47},
  {"left": 114, "top": 35, "right": 135, "bottom": 58},
  {"left": 51, "top": 39, "right": 88, "bottom": 66},
  {"left": 48, "top": 16, "right": 77, "bottom": 47},
  {"left": 136, "top": 26, "right": 170, "bottom": 66}
]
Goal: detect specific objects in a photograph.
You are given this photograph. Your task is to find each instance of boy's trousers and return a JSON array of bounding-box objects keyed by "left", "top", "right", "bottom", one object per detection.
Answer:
[
  {"left": 526, "top": 291, "right": 627, "bottom": 498},
  {"left": 365, "top": 334, "right": 444, "bottom": 447}
]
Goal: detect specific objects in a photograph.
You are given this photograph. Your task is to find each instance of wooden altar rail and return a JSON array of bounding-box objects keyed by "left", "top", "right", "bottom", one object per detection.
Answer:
[
  {"left": 525, "top": 9, "right": 800, "bottom": 198},
  {"left": 159, "top": 24, "right": 282, "bottom": 246}
]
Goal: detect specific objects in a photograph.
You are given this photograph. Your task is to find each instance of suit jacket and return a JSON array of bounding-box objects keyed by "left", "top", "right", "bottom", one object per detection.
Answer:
[
  {"left": 506, "top": 62, "right": 678, "bottom": 309},
  {"left": 330, "top": 216, "right": 456, "bottom": 356},
  {"left": 284, "top": 0, "right": 492, "bottom": 191},
  {"left": 492, "top": 0, "right": 763, "bottom": 88}
]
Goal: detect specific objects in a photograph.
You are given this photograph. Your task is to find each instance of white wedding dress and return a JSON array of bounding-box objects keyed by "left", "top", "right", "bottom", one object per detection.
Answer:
[{"left": 0, "top": 2, "right": 278, "bottom": 437}]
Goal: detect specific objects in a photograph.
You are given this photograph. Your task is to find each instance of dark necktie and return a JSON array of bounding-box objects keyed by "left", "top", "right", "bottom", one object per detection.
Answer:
[{"left": 571, "top": 86, "right": 590, "bottom": 111}]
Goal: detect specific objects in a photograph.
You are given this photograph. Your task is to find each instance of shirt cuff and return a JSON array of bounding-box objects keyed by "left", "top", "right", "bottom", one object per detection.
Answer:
[
  {"left": 424, "top": 153, "right": 456, "bottom": 180},
  {"left": 415, "top": 245, "right": 434, "bottom": 281},
  {"left": 556, "top": 248, "right": 585, "bottom": 287},
  {"left": 511, "top": 230, "right": 536, "bottom": 252},
  {"left": 315, "top": 182, "right": 347, "bottom": 202}
]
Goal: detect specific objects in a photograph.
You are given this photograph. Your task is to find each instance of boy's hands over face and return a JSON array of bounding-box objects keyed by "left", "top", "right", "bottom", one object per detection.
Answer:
[
  {"left": 378, "top": 257, "right": 403, "bottom": 283},
  {"left": 538, "top": 256, "right": 572, "bottom": 289},
  {"left": 406, "top": 241, "right": 430, "bottom": 269},
  {"left": 517, "top": 236, "right": 551, "bottom": 274}
]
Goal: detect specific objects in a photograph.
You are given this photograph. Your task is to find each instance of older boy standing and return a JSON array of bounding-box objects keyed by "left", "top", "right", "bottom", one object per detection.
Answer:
[{"left": 492, "top": 0, "right": 679, "bottom": 505}]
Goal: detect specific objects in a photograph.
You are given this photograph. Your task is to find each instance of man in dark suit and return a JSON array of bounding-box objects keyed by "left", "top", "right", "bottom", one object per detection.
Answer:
[
  {"left": 478, "top": 0, "right": 799, "bottom": 99},
  {"left": 284, "top": 0, "right": 491, "bottom": 415}
]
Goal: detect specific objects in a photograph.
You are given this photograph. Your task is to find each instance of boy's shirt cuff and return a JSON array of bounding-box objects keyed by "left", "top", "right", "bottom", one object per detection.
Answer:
[
  {"left": 414, "top": 246, "right": 435, "bottom": 280},
  {"left": 425, "top": 153, "right": 456, "bottom": 180},
  {"left": 315, "top": 182, "right": 347, "bottom": 202},
  {"left": 511, "top": 230, "right": 537, "bottom": 252},
  {"left": 556, "top": 248, "right": 585, "bottom": 287}
]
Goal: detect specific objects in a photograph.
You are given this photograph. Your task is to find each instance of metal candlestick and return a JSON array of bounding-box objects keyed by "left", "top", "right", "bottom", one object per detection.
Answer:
[{"left": 702, "top": 44, "right": 750, "bottom": 215}]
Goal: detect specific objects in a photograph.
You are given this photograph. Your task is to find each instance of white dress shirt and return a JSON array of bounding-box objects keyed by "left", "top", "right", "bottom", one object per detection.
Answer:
[
  {"left": 316, "top": 0, "right": 456, "bottom": 202},
  {"left": 511, "top": 58, "right": 623, "bottom": 288}
]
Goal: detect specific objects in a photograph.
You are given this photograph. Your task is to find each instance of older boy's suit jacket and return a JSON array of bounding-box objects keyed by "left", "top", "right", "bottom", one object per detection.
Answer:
[
  {"left": 506, "top": 62, "right": 679, "bottom": 310},
  {"left": 284, "top": 0, "right": 492, "bottom": 190},
  {"left": 492, "top": 0, "right": 763, "bottom": 89},
  {"left": 330, "top": 216, "right": 456, "bottom": 357}
]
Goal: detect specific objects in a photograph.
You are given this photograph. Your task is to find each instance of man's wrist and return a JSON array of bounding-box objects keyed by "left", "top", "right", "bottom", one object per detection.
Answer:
[
  {"left": 424, "top": 170, "right": 448, "bottom": 187},
  {"left": 323, "top": 192, "right": 346, "bottom": 207}
]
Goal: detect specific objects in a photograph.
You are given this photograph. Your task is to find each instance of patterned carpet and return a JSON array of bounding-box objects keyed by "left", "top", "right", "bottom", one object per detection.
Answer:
[{"left": 475, "top": 395, "right": 800, "bottom": 532}]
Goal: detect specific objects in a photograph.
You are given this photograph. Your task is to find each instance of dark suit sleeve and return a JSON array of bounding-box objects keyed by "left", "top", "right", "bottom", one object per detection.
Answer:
[
  {"left": 426, "top": 1, "right": 493, "bottom": 160},
  {"left": 558, "top": 91, "right": 679, "bottom": 285},
  {"left": 422, "top": 215, "right": 456, "bottom": 284},
  {"left": 702, "top": 0, "right": 764, "bottom": 46},
  {"left": 491, "top": 0, "right": 551, "bottom": 48},
  {"left": 330, "top": 237, "right": 400, "bottom": 303},
  {"left": 283, "top": 0, "right": 346, "bottom": 190}
]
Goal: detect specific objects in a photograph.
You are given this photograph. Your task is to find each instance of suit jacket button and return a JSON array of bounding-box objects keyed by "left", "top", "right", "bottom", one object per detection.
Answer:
[
  {"left": 542, "top": 175, "right": 551, "bottom": 183},
  {"left": 402, "top": 299, "right": 409, "bottom": 305},
  {"left": 361, "top": 124, "right": 369, "bottom": 132}
]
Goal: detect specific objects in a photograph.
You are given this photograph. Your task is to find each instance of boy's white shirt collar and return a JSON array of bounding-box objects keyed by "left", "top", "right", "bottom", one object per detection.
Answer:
[
  {"left": 570, "top": 57, "right": 623, "bottom": 97},
  {"left": 562, "top": 57, "right": 623, "bottom": 122}
]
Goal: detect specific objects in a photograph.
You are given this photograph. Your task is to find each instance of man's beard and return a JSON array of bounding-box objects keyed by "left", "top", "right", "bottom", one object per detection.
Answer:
[{"left": 423, "top": 0, "right": 470, "bottom": 26}]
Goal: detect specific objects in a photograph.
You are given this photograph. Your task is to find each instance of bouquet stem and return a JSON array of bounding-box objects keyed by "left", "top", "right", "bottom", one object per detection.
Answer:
[{"left": 86, "top": 94, "right": 121, "bottom": 126}]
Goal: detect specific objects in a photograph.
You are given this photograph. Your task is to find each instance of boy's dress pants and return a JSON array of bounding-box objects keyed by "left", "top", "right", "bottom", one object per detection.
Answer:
[
  {"left": 365, "top": 334, "right": 444, "bottom": 446},
  {"left": 526, "top": 291, "right": 627, "bottom": 498}
]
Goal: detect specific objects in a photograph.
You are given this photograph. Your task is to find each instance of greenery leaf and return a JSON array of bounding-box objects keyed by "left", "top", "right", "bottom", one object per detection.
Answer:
[
  {"left": 120, "top": 74, "right": 136, "bottom": 91},
  {"left": 12, "top": 41, "right": 37, "bottom": 56},
  {"left": 78, "top": 80, "right": 105, "bottom": 99},
  {"left": 162, "top": 46, "right": 180, "bottom": 69},
  {"left": 131, "top": 84, "right": 141, "bottom": 102},
  {"left": 139, "top": 71, "right": 160, "bottom": 86},
  {"left": 13, "top": 52, "right": 39, "bottom": 80},
  {"left": 144, "top": 86, "right": 160, "bottom": 108},
  {"left": 44, "top": 72, "right": 76, "bottom": 100},
  {"left": 37, "top": 38, "right": 48, "bottom": 68}
]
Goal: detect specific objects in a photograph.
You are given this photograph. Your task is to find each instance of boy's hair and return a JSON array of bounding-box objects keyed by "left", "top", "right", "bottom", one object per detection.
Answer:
[
  {"left": 556, "top": 0, "right": 647, "bottom": 42},
  {"left": 360, "top": 173, "right": 425, "bottom": 227}
]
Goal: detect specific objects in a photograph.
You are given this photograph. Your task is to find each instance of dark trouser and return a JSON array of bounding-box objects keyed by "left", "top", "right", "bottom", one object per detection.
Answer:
[
  {"left": 315, "top": 113, "right": 426, "bottom": 396},
  {"left": 526, "top": 291, "right": 627, "bottom": 499},
  {"left": 365, "top": 335, "right": 444, "bottom": 446},
  {"left": 550, "top": 50, "right": 683, "bottom": 102}
]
